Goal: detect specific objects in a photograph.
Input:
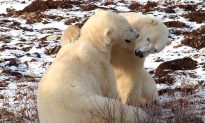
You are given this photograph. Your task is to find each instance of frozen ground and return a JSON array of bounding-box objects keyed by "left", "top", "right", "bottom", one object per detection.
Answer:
[{"left": 0, "top": 0, "right": 205, "bottom": 122}]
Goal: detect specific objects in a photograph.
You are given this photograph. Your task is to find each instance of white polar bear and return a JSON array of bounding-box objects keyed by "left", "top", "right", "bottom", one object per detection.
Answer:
[
  {"left": 114, "top": 13, "right": 171, "bottom": 106},
  {"left": 37, "top": 9, "right": 148, "bottom": 123},
  {"left": 61, "top": 12, "right": 171, "bottom": 106}
]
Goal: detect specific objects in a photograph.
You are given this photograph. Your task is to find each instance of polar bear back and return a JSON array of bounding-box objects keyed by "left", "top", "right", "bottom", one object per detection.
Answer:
[{"left": 37, "top": 10, "right": 145, "bottom": 123}]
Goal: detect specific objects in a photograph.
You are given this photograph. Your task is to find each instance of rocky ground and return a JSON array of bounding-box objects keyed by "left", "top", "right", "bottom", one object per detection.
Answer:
[{"left": 0, "top": 0, "right": 205, "bottom": 122}]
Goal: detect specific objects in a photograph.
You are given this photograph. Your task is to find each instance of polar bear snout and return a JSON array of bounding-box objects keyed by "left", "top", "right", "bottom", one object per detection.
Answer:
[{"left": 135, "top": 50, "right": 144, "bottom": 58}]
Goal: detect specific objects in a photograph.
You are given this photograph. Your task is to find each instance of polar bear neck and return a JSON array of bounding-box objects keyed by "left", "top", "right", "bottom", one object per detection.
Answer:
[
  {"left": 111, "top": 44, "right": 145, "bottom": 74},
  {"left": 77, "top": 38, "right": 112, "bottom": 63},
  {"left": 78, "top": 35, "right": 113, "bottom": 59}
]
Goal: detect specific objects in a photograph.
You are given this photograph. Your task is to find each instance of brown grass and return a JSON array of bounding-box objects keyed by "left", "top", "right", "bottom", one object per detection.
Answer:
[
  {"left": 0, "top": 87, "right": 39, "bottom": 123},
  {"left": 88, "top": 92, "right": 203, "bottom": 123},
  {"left": 0, "top": 89, "right": 203, "bottom": 123}
]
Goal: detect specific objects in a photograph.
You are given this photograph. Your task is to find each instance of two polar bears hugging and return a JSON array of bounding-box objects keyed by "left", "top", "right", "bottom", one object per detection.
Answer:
[
  {"left": 61, "top": 12, "right": 170, "bottom": 106},
  {"left": 38, "top": 9, "right": 148, "bottom": 123}
]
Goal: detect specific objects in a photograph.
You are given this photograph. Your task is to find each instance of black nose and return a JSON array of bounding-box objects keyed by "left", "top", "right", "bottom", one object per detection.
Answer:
[
  {"left": 135, "top": 50, "right": 143, "bottom": 58},
  {"left": 125, "top": 39, "right": 131, "bottom": 43}
]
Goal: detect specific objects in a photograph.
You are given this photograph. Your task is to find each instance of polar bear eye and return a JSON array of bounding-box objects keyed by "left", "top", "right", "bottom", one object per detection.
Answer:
[
  {"left": 147, "top": 38, "right": 150, "bottom": 42},
  {"left": 126, "top": 27, "right": 133, "bottom": 32}
]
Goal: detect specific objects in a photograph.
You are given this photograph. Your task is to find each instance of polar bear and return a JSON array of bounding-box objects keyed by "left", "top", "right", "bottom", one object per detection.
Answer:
[
  {"left": 61, "top": 12, "right": 171, "bottom": 106},
  {"left": 37, "top": 9, "right": 148, "bottom": 123},
  {"left": 114, "top": 13, "right": 171, "bottom": 106}
]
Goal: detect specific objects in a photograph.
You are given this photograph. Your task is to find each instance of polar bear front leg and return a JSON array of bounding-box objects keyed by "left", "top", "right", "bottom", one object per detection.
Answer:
[
  {"left": 104, "top": 64, "right": 120, "bottom": 99},
  {"left": 140, "top": 70, "right": 160, "bottom": 106},
  {"left": 85, "top": 95, "right": 148, "bottom": 123}
]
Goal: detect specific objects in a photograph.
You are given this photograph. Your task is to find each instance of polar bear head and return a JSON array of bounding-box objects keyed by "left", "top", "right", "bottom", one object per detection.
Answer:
[
  {"left": 61, "top": 12, "right": 170, "bottom": 58},
  {"left": 119, "top": 13, "right": 171, "bottom": 58},
  {"left": 132, "top": 14, "right": 171, "bottom": 58},
  {"left": 80, "top": 9, "right": 139, "bottom": 50}
]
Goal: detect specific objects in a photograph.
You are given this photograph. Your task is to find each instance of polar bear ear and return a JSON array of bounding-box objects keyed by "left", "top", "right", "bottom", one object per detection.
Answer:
[
  {"left": 150, "top": 16, "right": 158, "bottom": 25},
  {"left": 104, "top": 28, "right": 113, "bottom": 37}
]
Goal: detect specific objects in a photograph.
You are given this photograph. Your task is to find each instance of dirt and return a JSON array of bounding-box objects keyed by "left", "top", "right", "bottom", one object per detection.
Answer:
[
  {"left": 156, "top": 78, "right": 204, "bottom": 96},
  {"left": 129, "top": 1, "right": 158, "bottom": 12},
  {"left": 182, "top": 25, "right": 205, "bottom": 49},
  {"left": 0, "top": 58, "right": 19, "bottom": 67},
  {"left": 80, "top": 4, "right": 97, "bottom": 11},
  {"left": 21, "top": 1, "right": 75, "bottom": 12},
  {"left": 159, "top": 3, "right": 199, "bottom": 14},
  {"left": 143, "top": 1, "right": 158, "bottom": 11},
  {"left": 165, "top": 19, "right": 190, "bottom": 36},
  {"left": 44, "top": 46, "right": 61, "bottom": 55},
  {"left": 25, "top": 12, "right": 64, "bottom": 24},
  {"left": 163, "top": 6, "right": 176, "bottom": 13},
  {"left": 102, "top": 1, "right": 116, "bottom": 6},
  {"left": 1, "top": 69, "right": 23, "bottom": 78},
  {"left": 129, "top": 2, "right": 142, "bottom": 11},
  {"left": 164, "top": 21, "right": 189, "bottom": 28},
  {"left": 4, "top": 1, "right": 94, "bottom": 25},
  {"left": 0, "top": 35, "right": 11, "bottom": 41},
  {"left": 0, "top": 79, "right": 9, "bottom": 88},
  {"left": 169, "top": 29, "right": 189, "bottom": 35},
  {"left": 75, "top": 18, "right": 89, "bottom": 28},
  {"left": 184, "top": 10, "right": 205, "bottom": 23},
  {"left": 158, "top": 81, "right": 204, "bottom": 95},
  {"left": 154, "top": 57, "right": 198, "bottom": 84},
  {"left": 176, "top": 4, "right": 197, "bottom": 11},
  {"left": 64, "top": 17, "right": 81, "bottom": 25}
]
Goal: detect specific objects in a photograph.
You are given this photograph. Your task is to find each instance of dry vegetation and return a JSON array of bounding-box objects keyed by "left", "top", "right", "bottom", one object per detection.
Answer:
[
  {"left": 0, "top": 88, "right": 203, "bottom": 123},
  {"left": 0, "top": 0, "right": 205, "bottom": 122},
  {"left": 0, "top": 87, "right": 38, "bottom": 123}
]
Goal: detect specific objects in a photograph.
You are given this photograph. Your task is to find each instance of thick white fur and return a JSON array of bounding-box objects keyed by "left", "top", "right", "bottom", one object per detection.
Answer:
[
  {"left": 61, "top": 12, "right": 170, "bottom": 106},
  {"left": 38, "top": 9, "right": 147, "bottom": 123},
  {"left": 114, "top": 13, "right": 170, "bottom": 106}
]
